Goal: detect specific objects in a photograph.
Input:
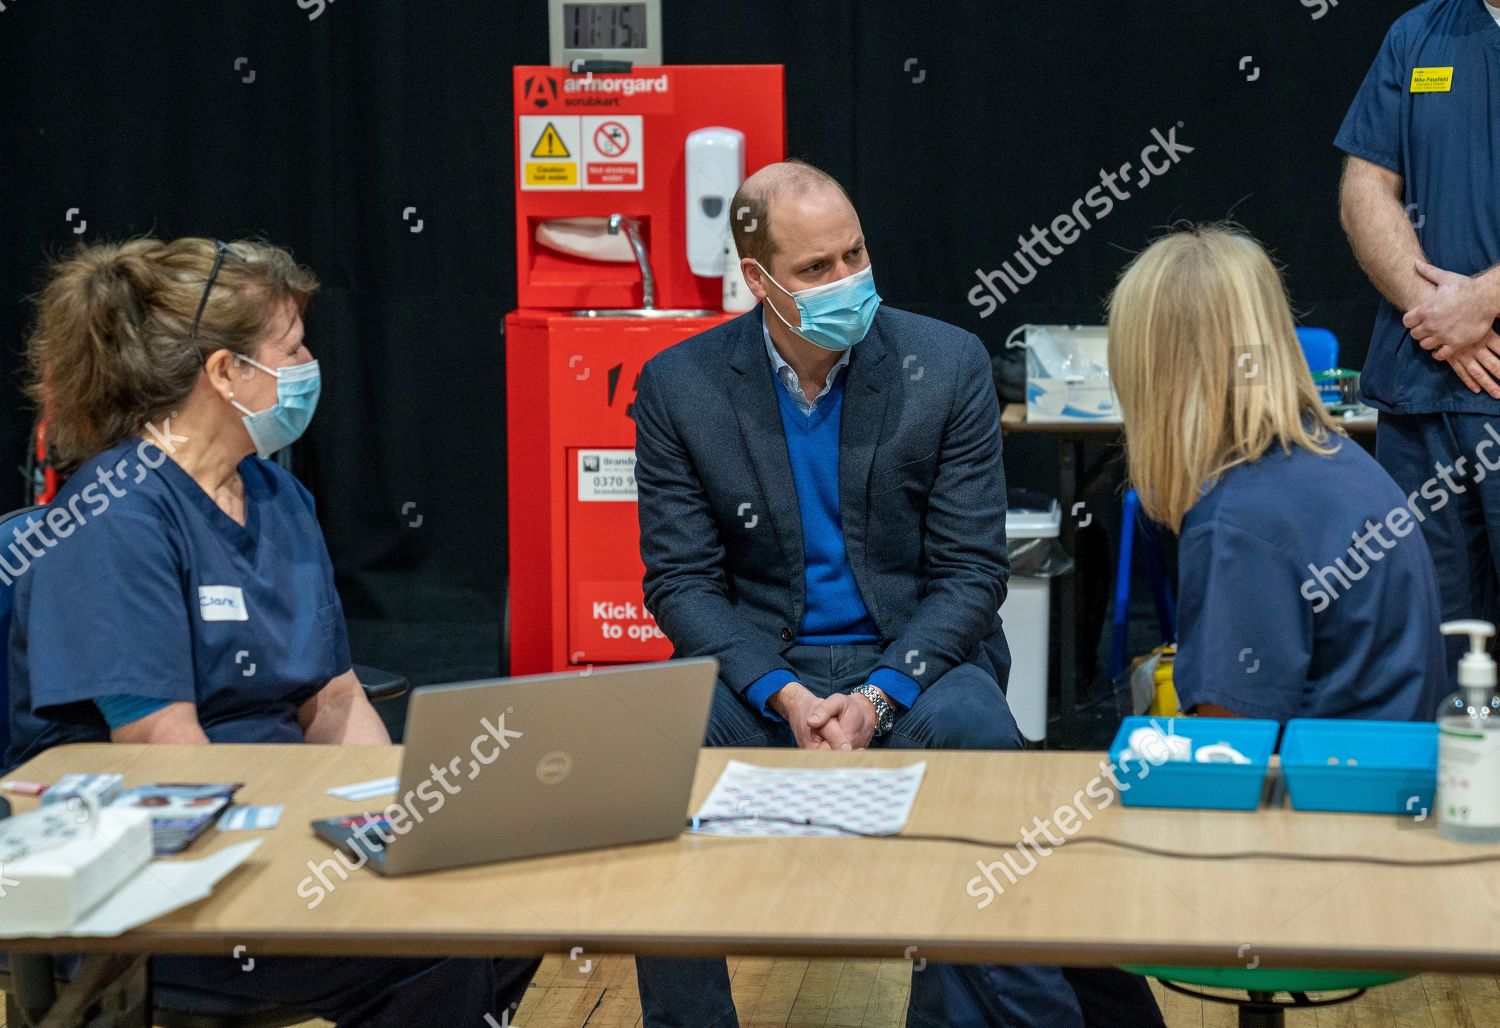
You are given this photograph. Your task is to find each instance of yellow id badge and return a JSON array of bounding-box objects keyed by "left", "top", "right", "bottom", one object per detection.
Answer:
[{"left": 1411, "top": 67, "right": 1454, "bottom": 92}]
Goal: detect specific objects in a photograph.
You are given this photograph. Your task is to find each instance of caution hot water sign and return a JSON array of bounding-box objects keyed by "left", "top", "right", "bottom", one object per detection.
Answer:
[
  {"left": 519, "top": 115, "right": 643, "bottom": 192},
  {"left": 521, "top": 117, "right": 579, "bottom": 188}
]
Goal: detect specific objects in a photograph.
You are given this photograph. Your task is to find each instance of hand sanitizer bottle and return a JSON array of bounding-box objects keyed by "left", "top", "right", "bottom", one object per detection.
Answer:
[
  {"left": 721, "top": 231, "right": 754, "bottom": 314},
  {"left": 1438, "top": 620, "right": 1500, "bottom": 843}
]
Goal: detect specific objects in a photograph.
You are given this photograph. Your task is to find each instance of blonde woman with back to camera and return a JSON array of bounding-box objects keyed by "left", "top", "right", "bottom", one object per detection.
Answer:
[{"left": 1107, "top": 225, "right": 1444, "bottom": 723}]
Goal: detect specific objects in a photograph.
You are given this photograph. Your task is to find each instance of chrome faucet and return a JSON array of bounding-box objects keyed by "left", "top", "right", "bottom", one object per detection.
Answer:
[{"left": 608, "top": 213, "right": 655, "bottom": 310}]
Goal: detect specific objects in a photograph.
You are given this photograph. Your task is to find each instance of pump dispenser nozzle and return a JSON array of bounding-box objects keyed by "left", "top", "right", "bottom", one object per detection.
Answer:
[{"left": 1441, "top": 620, "right": 1496, "bottom": 696}]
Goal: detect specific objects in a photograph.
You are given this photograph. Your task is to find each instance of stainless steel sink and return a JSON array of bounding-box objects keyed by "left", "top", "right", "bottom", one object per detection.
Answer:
[
  {"left": 563, "top": 214, "right": 718, "bottom": 319},
  {"left": 568, "top": 308, "right": 719, "bottom": 318}
]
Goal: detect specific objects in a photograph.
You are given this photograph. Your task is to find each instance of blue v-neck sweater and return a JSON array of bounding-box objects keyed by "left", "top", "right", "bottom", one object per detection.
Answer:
[{"left": 743, "top": 365, "right": 919, "bottom": 717}]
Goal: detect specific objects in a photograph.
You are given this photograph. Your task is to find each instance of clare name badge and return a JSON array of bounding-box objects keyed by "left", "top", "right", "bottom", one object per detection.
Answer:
[
  {"left": 198, "top": 585, "right": 248, "bottom": 622},
  {"left": 1410, "top": 67, "right": 1453, "bottom": 93}
]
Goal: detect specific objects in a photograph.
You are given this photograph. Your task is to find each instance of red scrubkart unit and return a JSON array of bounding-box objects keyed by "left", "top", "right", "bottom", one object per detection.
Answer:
[{"left": 506, "top": 64, "right": 785, "bottom": 674}]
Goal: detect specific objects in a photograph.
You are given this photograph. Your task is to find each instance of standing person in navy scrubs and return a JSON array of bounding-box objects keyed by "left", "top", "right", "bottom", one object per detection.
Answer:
[
  {"left": 1338, "top": 0, "right": 1500, "bottom": 680},
  {"left": 5, "top": 238, "right": 538, "bottom": 1026},
  {"left": 1108, "top": 226, "right": 1445, "bottom": 722}
]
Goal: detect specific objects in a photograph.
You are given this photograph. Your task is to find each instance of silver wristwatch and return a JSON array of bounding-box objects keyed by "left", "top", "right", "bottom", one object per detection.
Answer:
[{"left": 852, "top": 683, "right": 896, "bottom": 736}]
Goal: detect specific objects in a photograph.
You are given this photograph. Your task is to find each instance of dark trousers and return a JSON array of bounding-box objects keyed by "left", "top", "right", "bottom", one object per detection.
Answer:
[
  {"left": 153, "top": 954, "right": 540, "bottom": 1027},
  {"left": 635, "top": 643, "right": 1163, "bottom": 1028},
  {"left": 1377, "top": 410, "right": 1500, "bottom": 683},
  {"left": 915, "top": 965, "right": 1165, "bottom": 1027}
]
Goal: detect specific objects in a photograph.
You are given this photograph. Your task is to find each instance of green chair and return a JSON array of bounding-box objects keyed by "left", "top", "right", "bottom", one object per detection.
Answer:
[{"left": 1123, "top": 965, "right": 1411, "bottom": 1027}]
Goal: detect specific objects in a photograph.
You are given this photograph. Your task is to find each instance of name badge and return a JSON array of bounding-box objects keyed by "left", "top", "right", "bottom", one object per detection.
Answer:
[
  {"left": 198, "top": 585, "right": 248, "bottom": 622},
  {"left": 1410, "top": 67, "right": 1454, "bottom": 93}
]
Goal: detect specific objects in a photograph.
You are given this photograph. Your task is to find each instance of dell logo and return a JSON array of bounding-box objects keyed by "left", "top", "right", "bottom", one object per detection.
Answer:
[{"left": 536, "top": 751, "right": 573, "bottom": 785}]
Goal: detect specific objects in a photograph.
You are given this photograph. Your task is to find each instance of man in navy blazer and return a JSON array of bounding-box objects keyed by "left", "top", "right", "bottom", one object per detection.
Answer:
[
  {"left": 636, "top": 209, "right": 1016, "bottom": 753},
  {"left": 632, "top": 161, "right": 1163, "bottom": 1027}
]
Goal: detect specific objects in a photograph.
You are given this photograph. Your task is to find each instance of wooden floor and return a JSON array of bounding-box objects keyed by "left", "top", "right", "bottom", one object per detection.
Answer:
[
  {"left": 504, "top": 956, "right": 1500, "bottom": 1027},
  {"left": 7, "top": 956, "right": 1497, "bottom": 1026}
]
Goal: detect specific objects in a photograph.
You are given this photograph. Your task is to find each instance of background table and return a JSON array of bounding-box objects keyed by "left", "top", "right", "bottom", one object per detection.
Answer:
[{"left": 5, "top": 743, "right": 1495, "bottom": 973}]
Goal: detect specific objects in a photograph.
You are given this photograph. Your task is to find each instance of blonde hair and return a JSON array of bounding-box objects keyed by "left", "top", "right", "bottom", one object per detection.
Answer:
[
  {"left": 27, "top": 236, "right": 318, "bottom": 471},
  {"left": 1107, "top": 224, "right": 1339, "bottom": 531}
]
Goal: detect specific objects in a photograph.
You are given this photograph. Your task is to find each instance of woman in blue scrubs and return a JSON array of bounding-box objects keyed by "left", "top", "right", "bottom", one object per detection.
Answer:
[
  {"left": 1108, "top": 225, "right": 1446, "bottom": 722},
  {"left": 5, "top": 237, "right": 537, "bottom": 1026}
]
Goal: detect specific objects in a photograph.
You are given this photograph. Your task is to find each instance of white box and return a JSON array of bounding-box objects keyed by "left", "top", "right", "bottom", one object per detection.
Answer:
[
  {"left": 1014, "top": 324, "right": 1121, "bottom": 424},
  {"left": 0, "top": 806, "right": 153, "bottom": 933}
]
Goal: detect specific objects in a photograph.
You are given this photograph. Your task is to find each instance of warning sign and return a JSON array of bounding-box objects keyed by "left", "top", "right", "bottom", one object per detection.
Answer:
[
  {"left": 519, "top": 116, "right": 580, "bottom": 190},
  {"left": 519, "top": 115, "right": 643, "bottom": 191},
  {"left": 532, "top": 122, "right": 571, "bottom": 158},
  {"left": 592, "top": 121, "right": 630, "bottom": 157},
  {"left": 582, "top": 115, "right": 643, "bottom": 191}
]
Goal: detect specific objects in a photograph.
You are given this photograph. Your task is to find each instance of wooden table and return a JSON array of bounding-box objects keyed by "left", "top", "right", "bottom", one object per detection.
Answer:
[
  {"left": 6, "top": 743, "right": 1496, "bottom": 974},
  {"left": 999, "top": 404, "right": 1378, "bottom": 715}
]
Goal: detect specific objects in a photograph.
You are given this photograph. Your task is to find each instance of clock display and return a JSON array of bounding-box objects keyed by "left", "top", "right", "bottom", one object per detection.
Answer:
[{"left": 563, "top": 3, "right": 647, "bottom": 50}]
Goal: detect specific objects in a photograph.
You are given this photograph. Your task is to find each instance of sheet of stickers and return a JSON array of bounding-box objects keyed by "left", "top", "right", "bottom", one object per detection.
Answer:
[{"left": 691, "top": 760, "right": 926, "bottom": 837}]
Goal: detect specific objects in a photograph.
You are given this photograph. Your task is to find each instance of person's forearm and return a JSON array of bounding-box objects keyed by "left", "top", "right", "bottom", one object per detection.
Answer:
[
  {"left": 1339, "top": 157, "right": 1433, "bottom": 312},
  {"left": 645, "top": 577, "right": 794, "bottom": 690},
  {"left": 767, "top": 680, "right": 806, "bottom": 719},
  {"left": 1474, "top": 265, "right": 1500, "bottom": 315},
  {"left": 300, "top": 671, "right": 391, "bottom": 745},
  {"left": 111, "top": 701, "right": 210, "bottom": 744},
  {"left": 634, "top": 361, "right": 797, "bottom": 693},
  {"left": 877, "top": 567, "right": 1005, "bottom": 690},
  {"left": 307, "top": 697, "right": 388, "bottom": 744}
]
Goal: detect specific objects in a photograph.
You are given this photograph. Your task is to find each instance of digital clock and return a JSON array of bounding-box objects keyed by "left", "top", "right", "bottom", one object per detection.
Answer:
[{"left": 549, "top": 0, "right": 661, "bottom": 67}]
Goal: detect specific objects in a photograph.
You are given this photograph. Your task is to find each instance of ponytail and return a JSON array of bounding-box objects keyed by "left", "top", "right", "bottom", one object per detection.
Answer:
[{"left": 26, "top": 236, "right": 318, "bottom": 471}]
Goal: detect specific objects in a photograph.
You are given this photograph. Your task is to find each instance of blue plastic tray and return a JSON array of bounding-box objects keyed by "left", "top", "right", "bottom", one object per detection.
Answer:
[
  {"left": 1107, "top": 716, "right": 1279, "bottom": 811},
  {"left": 1281, "top": 719, "right": 1436, "bottom": 815}
]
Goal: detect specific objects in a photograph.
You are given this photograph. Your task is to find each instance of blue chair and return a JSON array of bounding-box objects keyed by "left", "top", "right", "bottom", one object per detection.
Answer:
[
  {"left": 0, "top": 506, "right": 38, "bottom": 763},
  {"left": 1295, "top": 327, "right": 1339, "bottom": 373},
  {"left": 1108, "top": 489, "right": 1176, "bottom": 680},
  {"left": 1296, "top": 327, "right": 1355, "bottom": 408}
]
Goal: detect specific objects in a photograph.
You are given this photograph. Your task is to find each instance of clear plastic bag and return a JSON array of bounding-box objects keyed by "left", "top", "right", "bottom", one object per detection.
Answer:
[{"left": 1008, "top": 536, "right": 1074, "bottom": 578}]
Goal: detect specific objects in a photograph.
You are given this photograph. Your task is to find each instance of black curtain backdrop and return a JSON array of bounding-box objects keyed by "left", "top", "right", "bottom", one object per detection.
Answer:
[{"left": 0, "top": 0, "right": 1416, "bottom": 684}]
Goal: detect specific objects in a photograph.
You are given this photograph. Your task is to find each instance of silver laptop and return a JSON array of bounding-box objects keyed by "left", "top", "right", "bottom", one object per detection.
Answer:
[{"left": 311, "top": 657, "right": 717, "bottom": 875}]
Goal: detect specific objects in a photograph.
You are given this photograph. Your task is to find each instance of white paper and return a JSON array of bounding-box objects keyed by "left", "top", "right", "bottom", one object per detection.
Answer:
[
  {"left": 0, "top": 840, "right": 261, "bottom": 938},
  {"left": 327, "top": 777, "right": 398, "bottom": 801},
  {"left": 691, "top": 760, "right": 926, "bottom": 837}
]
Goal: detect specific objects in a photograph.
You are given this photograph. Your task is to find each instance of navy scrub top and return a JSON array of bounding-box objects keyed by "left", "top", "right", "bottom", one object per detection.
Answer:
[
  {"left": 4, "top": 436, "right": 352, "bottom": 770},
  {"left": 1335, "top": 0, "right": 1500, "bottom": 415},
  {"left": 1174, "top": 433, "right": 1446, "bottom": 722}
]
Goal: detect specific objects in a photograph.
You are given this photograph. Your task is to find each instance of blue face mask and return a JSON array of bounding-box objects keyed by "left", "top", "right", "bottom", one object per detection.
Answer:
[
  {"left": 230, "top": 355, "right": 321, "bottom": 458},
  {"left": 756, "top": 261, "right": 882, "bottom": 352}
]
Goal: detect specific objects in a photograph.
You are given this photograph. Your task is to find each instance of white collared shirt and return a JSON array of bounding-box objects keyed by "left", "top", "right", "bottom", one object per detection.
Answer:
[{"left": 762, "top": 312, "right": 852, "bottom": 416}]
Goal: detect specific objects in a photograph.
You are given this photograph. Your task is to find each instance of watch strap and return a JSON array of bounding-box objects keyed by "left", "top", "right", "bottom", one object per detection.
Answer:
[{"left": 853, "top": 683, "right": 896, "bottom": 736}]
